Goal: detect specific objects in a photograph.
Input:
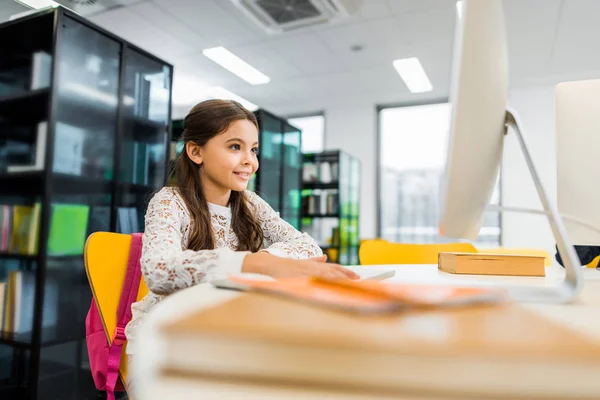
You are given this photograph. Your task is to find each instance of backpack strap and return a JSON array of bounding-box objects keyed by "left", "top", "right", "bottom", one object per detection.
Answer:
[{"left": 106, "top": 233, "right": 143, "bottom": 400}]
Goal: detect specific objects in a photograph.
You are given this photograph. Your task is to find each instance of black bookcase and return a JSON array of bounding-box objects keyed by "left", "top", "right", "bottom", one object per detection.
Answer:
[
  {"left": 170, "top": 109, "right": 303, "bottom": 229},
  {"left": 301, "top": 150, "right": 361, "bottom": 265},
  {"left": 0, "top": 7, "right": 172, "bottom": 400},
  {"left": 252, "top": 109, "right": 302, "bottom": 229}
]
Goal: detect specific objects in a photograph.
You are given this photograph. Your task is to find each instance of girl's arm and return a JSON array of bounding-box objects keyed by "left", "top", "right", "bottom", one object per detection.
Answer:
[
  {"left": 246, "top": 191, "right": 323, "bottom": 259},
  {"left": 141, "top": 189, "right": 250, "bottom": 295}
]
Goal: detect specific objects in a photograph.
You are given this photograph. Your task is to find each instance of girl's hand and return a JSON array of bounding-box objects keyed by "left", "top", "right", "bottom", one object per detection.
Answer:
[{"left": 243, "top": 252, "right": 359, "bottom": 280}]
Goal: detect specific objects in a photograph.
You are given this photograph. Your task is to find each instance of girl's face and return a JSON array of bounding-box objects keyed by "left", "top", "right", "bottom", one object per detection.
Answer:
[{"left": 190, "top": 119, "right": 259, "bottom": 193}]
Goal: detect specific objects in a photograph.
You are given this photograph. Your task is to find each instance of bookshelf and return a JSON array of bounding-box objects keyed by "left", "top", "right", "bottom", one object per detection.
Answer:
[
  {"left": 301, "top": 150, "right": 361, "bottom": 265},
  {"left": 170, "top": 109, "right": 303, "bottom": 229},
  {"left": 0, "top": 7, "right": 172, "bottom": 400},
  {"left": 252, "top": 109, "right": 302, "bottom": 229}
]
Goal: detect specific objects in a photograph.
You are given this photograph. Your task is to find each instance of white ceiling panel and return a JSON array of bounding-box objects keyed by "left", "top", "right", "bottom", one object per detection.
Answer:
[
  {"left": 549, "top": 0, "right": 600, "bottom": 73},
  {"left": 387, "top": 0, "right": 455, "bottom": 15},
  {"left": 397, "top": 1, "right": 457, "bottom": 48},
  {"left": 226, "top": 42, "right": 302, "bottom": 80},
  {"left": 268, "top": 32, "right": 345, "bottom": 74},
  {"left": 89, "top": 6, "right": 195, "bottom": 61},
  {"left": 503, "top": 0, "right": 562, "bottom": 80},
  {"left": 128, "top": 1, "right": 208, "bottom": 52},
  {"left": 315, "top": 16, "right": 405, "bottom": 55},
  {"left": 158, "top": 0, "right": 262, "bottom": 48},
  {"left": 354, "top": 0, "right": 393, "bottom": 19}
]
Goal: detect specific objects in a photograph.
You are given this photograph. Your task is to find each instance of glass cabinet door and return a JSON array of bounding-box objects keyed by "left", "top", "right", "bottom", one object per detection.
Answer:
[
  {"left": 257, "top": 112, "right": 283, "bottom": 210},
  {"left": 281, "top": 122, "right": 302, "bottom": 229},
  {"left": 117, "top": 47, "right": 171, "bottom": 234}
]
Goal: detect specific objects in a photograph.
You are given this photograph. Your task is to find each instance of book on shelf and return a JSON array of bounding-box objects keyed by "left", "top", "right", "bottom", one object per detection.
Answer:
[
  {"left": 1, "top": 270, "right": 58, "bottom": 335},
  {"left": 302, "top": 161, "right": 339, "bottom": 183},
  {"left": 438, "top": 252, "right": 546, "bottom": 277},
  {"left": 0, "top": 203, "right": 41, "bottom": 255},
  {"left": 117, "top": 207, "right": 139, "bottom": 234},
  {"left": 30, "top": 51, "right": 52, "bottom": 91},
  {"left": 6, "top": 121, "right": 47, "bottom": 173},
  {"left": 53, "top": 122, "right": 85, "bottom": 176},
  {"left": 302, "top": 191, "right": 338, "bottom": 215},
  {"left": 47, "top": 203, "right": 90, "bottom": 256}
]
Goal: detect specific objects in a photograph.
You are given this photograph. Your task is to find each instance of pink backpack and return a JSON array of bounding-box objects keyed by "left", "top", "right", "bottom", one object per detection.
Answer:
[{"left": 85, "top": 233, "right": 143, "bottom": 400}]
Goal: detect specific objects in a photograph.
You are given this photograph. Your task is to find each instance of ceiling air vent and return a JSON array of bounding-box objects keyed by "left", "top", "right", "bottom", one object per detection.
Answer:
[{"left": 229, "top": 0, "right": 362, "bottom": 34}]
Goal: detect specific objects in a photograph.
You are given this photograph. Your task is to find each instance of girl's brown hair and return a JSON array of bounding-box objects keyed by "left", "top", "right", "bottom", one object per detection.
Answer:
[{"left": 170, "top": 99, "right": 264, "bottom": 252}]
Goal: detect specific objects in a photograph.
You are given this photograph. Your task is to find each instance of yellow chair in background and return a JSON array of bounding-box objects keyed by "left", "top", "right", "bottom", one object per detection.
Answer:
[
  {"left": 84, "top": 232, "right": 148, "bottom": 394},
  {"left": 587, "top": 255, "right": 600, "bottom": 268},
  {"left": 478, "top": 247, "right": 552, "bottom": 266},
  {"left": 359, "top": 240, "right": 477, "bottom": 265}
]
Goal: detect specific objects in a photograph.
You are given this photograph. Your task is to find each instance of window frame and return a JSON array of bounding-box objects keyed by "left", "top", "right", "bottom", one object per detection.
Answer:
[
  {"left": 285, "top": 111, "right": 326, "bottom": 154},
  {"left": 375, "top": 99, "right": 503, "bottom": 246}
]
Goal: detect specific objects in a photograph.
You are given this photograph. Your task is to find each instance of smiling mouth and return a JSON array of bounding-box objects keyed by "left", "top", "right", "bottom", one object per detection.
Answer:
[{"left": 234, "top": 172, "right": 251, "bottom": 179}]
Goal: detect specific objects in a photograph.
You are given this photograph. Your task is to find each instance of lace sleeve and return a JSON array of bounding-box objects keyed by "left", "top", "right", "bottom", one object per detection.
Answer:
[
  {"left": 141, "top": 188, "right": 249, "bottom": 295},
  {"left": 247, "top": 191, "right": 323, "bottom": 259}
]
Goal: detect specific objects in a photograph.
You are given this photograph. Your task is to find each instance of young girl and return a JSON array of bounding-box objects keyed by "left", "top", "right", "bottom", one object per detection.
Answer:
[{"left": 124, "top": 99, "right": 358, "bottom": 393}]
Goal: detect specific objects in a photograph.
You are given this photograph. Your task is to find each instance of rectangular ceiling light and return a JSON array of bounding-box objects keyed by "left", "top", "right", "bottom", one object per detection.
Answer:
[
  {"left": 456, "top": 1, "right": 463, "bottom": 19},
  {"left": 392, "top": 57, "right": 433, "bottom": 93},
  {"left": 15, "top": 0, "right": 59, "bottom": 9},
  {"left": 202, "top": 46, "right": 270, "bottom": 85}
]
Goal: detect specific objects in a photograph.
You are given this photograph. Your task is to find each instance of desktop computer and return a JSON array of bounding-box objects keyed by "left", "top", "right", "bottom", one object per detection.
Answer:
[{"left": 439, "top": 0, "right": 583, "bottom": 302}]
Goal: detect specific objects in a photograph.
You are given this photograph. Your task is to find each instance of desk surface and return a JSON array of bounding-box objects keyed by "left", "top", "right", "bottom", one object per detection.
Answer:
[{"left": 132, "top": 265, "right": 600, "bottom": 399}]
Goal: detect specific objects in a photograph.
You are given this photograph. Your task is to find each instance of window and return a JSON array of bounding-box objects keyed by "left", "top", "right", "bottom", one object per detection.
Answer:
[
  {"left": 287, "top": 114, "right": 325, "bottom": 153},
  {"left": 378, "top": 102, "right": 501, "bottom": 247}
]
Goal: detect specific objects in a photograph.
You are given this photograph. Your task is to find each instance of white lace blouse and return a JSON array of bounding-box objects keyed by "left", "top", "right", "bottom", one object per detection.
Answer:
[{"left": 124, "top": 187, "right": 322, "bottom": 353}]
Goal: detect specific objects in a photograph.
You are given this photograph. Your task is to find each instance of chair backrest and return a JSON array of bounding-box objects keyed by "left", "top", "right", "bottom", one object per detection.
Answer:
[
  {"left": 478, "top": 247, "right": 552, "bottom": 266},
  {"left": 588, "top": 255, "right": 600, "bottom": 268},
  {"left": 359, "top": 240, "right": 478, "bottom": 265},
  {"left": 84, "top": 232, "right": 148, "bottom": 385}
]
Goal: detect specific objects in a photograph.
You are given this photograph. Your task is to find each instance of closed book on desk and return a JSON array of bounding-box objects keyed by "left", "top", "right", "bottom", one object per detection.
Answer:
[
  {"left": 158, "top": 292, "right": 600, "bottom": 399},
  {"left": 438, "top": 252, "right": 545, "bottom": 276}
]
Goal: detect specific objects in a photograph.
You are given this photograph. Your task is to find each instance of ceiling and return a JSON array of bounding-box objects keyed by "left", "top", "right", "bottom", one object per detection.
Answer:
[{"left": 2, "top": 0, "right": 600, "bottom": 115}]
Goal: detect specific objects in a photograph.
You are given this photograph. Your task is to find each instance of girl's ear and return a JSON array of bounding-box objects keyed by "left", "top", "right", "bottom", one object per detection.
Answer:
[{"left": 186, "top": 142, "right": 203, "bottom": 165}]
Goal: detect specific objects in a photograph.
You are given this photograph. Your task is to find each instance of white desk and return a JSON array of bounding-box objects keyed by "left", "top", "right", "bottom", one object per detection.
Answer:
[{"left": 132, "top": 265, "right": 600, "bottom": 399}]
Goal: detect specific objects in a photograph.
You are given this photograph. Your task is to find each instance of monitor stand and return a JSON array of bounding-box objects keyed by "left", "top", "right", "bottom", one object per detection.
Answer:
[{"left": 487, "top": 111, "right": 584, "bottom": 303}]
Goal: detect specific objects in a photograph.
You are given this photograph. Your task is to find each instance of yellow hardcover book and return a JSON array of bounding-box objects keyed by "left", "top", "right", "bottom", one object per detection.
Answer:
[
  {"left": 26, "top": 202, "right": 41, "bottom": 255},
  {"left": 438, "top": 252, "right": 546, "bottom": 277},
  {"left": 9, "top": 205, "right": 33, "bottom": 255}
]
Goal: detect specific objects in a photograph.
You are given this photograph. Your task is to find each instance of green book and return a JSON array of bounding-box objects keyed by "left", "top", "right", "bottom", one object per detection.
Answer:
[{"left": 47, "top": 204, "right": 90, "bottom": 256}]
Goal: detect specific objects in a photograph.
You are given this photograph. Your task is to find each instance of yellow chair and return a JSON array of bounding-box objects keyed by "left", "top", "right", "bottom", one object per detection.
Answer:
[
  {"left": 84, "top": 232, "right": 148, "bottom": 394},
  {"left": 478, "top": 247, "right": 552, "bottom": 266},
  {"left": 587, "top": 255, "right": 600, "bottom": 268},
  {"left": 359, "top": 240, "right": 477, "bottom": 265}
]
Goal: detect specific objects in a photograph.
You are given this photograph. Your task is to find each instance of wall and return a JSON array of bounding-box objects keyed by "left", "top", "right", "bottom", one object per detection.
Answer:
[{"left": 503, "top": 86, "right": 557, "bottom": 259}]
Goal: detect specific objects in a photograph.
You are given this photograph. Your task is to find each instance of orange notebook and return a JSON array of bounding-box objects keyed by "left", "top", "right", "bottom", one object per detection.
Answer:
[{"left": 213, "top": 276, "right": 507, "bottom": 314}]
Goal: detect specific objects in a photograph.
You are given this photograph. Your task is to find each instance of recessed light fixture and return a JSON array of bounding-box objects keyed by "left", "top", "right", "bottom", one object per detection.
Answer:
[
  {"left": 202, "top": 47, "right": 270, "bottom": 85},
  {"left": 392, "top": 57, "right": 433, "bottom": 93}
]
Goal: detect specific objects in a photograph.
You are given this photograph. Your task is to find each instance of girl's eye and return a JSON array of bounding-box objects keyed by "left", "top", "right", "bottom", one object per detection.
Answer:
[
  {"left": 230, "top": 144, "right": 241, "bottom": 151},
  {"left": 252, "top": 147, "right": 259, "bottom": 155}
]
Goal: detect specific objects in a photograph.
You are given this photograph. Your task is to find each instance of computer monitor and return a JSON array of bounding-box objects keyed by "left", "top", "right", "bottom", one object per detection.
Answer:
[
  {"left": 440, "top": 0, "right": 508, "bottom": 241},
  {"left": 556, "top": 79, "right": 600, "bottom": 245},
  {"left": 440, "top": 0, "right": 584, "bottom": 302}
]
